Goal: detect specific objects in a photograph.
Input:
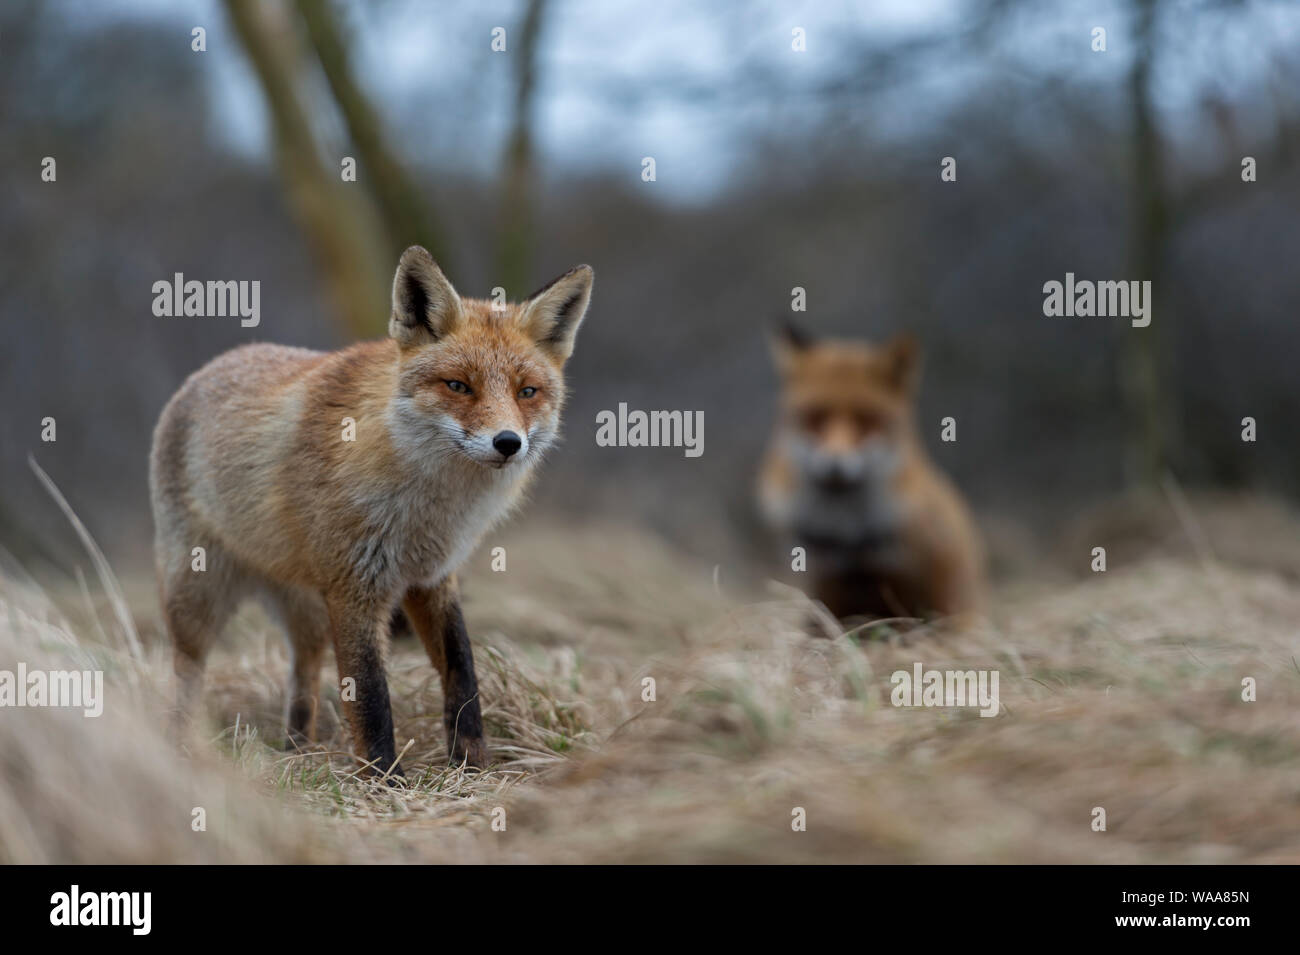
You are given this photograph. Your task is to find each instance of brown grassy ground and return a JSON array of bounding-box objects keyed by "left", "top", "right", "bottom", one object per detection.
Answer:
[{"left": 3, "top": 492, "right": 1300, "bottom": 864}]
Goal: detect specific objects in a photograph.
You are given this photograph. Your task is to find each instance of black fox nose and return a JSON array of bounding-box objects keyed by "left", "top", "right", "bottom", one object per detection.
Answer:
[{"left": 492, "top": 431, "right": 522, "bottom": 457}]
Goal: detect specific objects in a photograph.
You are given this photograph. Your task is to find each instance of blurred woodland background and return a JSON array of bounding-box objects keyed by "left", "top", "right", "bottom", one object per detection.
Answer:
[{"left": 3, "top": 0, "right": 1300, "bottom": 578}]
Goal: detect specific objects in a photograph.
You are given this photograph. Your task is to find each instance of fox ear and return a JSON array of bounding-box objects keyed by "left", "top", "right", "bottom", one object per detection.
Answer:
[
  {"left": 883, "top": 333, "right": 922, "bottom": 391},
  {"left": 520, "top": 265, "right": 593, "bottom": 363},
  {"left": 768, "top": 317, "right": 812, "bottom": 374},
  {"left": 390, "top": 246, "right": 461, "bottom": 346}
]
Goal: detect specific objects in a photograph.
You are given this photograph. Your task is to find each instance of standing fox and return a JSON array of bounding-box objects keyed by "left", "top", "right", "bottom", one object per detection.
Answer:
[
  {"left": 758, "top": 323, "right": 983, "bottom": 623},
  {"left": 150, "top": 246, "right": 593, "bottom": 776}
]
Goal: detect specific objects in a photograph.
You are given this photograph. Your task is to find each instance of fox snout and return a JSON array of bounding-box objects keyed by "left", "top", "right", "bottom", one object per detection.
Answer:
[
  {"left": 800, "top": 437, "right": 901, "bottom": 493},
  {"left": 809, "top": 454, "right": 865, "bottom": 492},
  {"left": 459, "top": 426, "right": 529, "bottom": 468},
  {"left": 493, "top": 430, "right": 523, "bottom": 458}
]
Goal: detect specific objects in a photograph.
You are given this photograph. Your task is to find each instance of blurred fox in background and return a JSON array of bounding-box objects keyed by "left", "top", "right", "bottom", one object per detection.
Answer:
[{"left": 758, "top": 322, "right": 984, "bottom": 624}]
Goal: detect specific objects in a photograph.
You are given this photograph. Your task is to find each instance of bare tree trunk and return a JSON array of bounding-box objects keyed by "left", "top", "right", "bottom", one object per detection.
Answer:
[
  {"left": 295, "top": 0, "right": 452, "bottom": 271},
  {"left": 1122, "top": 0, "right": 1172, "bottom": 487},
  {"left": 222, "top": 0, "right": 391, "bottom": 338},
  {"left": 497, "top": 0, "right": 548, "bottom": 297}
]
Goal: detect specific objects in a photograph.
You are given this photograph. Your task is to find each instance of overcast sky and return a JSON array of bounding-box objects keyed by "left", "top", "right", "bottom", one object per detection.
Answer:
[{"left": 73, "top": 0, "right": 1300, "bottom": 200}]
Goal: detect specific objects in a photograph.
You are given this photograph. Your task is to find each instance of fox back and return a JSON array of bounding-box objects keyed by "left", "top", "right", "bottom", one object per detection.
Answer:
[{"left": 758, "top": 324, "right": 983, "bottom": 621}]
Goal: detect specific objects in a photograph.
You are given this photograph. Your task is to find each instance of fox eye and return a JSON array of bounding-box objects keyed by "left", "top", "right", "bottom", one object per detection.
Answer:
[
  {"left": 800, "top": 408, "right": 828, "bottom": 433},
  {"left": 518, "top": 386, "right": 538, "bottom": 399},
  {"left": 855, "top": 411, "right": 883, "bottom": 433},
  {"left": 445, "top": 380, "right": 471, "bottom": 395}
]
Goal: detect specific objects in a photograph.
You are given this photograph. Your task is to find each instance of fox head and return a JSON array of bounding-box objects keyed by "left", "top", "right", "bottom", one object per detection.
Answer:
[
  {"left": 768, "top": 320, "right": 920, "bottom": 493},
  {"left": 387, "top": 245, "right": 593, "bottom": 470}
]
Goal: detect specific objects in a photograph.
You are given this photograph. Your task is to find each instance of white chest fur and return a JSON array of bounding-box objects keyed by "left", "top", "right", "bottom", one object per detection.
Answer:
[{"left": 346, "top": 452, "right": 528, "bottom": 596}]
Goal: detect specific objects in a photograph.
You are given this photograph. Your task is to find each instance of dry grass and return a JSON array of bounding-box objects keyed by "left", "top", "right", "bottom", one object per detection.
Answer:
[{"left": 3, "top": 488, "right": 1300, "bottom": 864}]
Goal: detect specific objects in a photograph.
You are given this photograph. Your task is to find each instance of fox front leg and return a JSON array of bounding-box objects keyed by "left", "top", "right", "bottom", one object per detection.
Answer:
[
  {"left": 327, "top": 592, "right": 403, "bottom": 780},
  {"left": 403, "top": 579, "right": 488, "bottom": 768}
]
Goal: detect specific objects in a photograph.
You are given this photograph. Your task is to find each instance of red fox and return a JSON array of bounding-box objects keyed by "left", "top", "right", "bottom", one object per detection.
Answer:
[
  {"left": 757, "top": 322, "right": 984, "bottom": 623},
  {"left": 150, "top": 246, "right": 593, "bottom": 776}
]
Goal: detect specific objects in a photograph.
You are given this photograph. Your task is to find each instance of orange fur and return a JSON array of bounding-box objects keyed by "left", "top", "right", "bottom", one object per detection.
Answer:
[
  {"left": 758, "top": 328, "right": 984, "bottom": 623},
  {"left": 150, "top": 246, "right": 593, "bottom": 774}
]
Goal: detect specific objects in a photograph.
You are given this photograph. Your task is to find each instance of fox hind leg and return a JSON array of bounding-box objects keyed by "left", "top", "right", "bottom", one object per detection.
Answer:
[
  {"left": 263, "top": 585, "right": 330, "bottom": 749},
  {"left": 160, "top": 538, "right": 242, "bottom": 741}
]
